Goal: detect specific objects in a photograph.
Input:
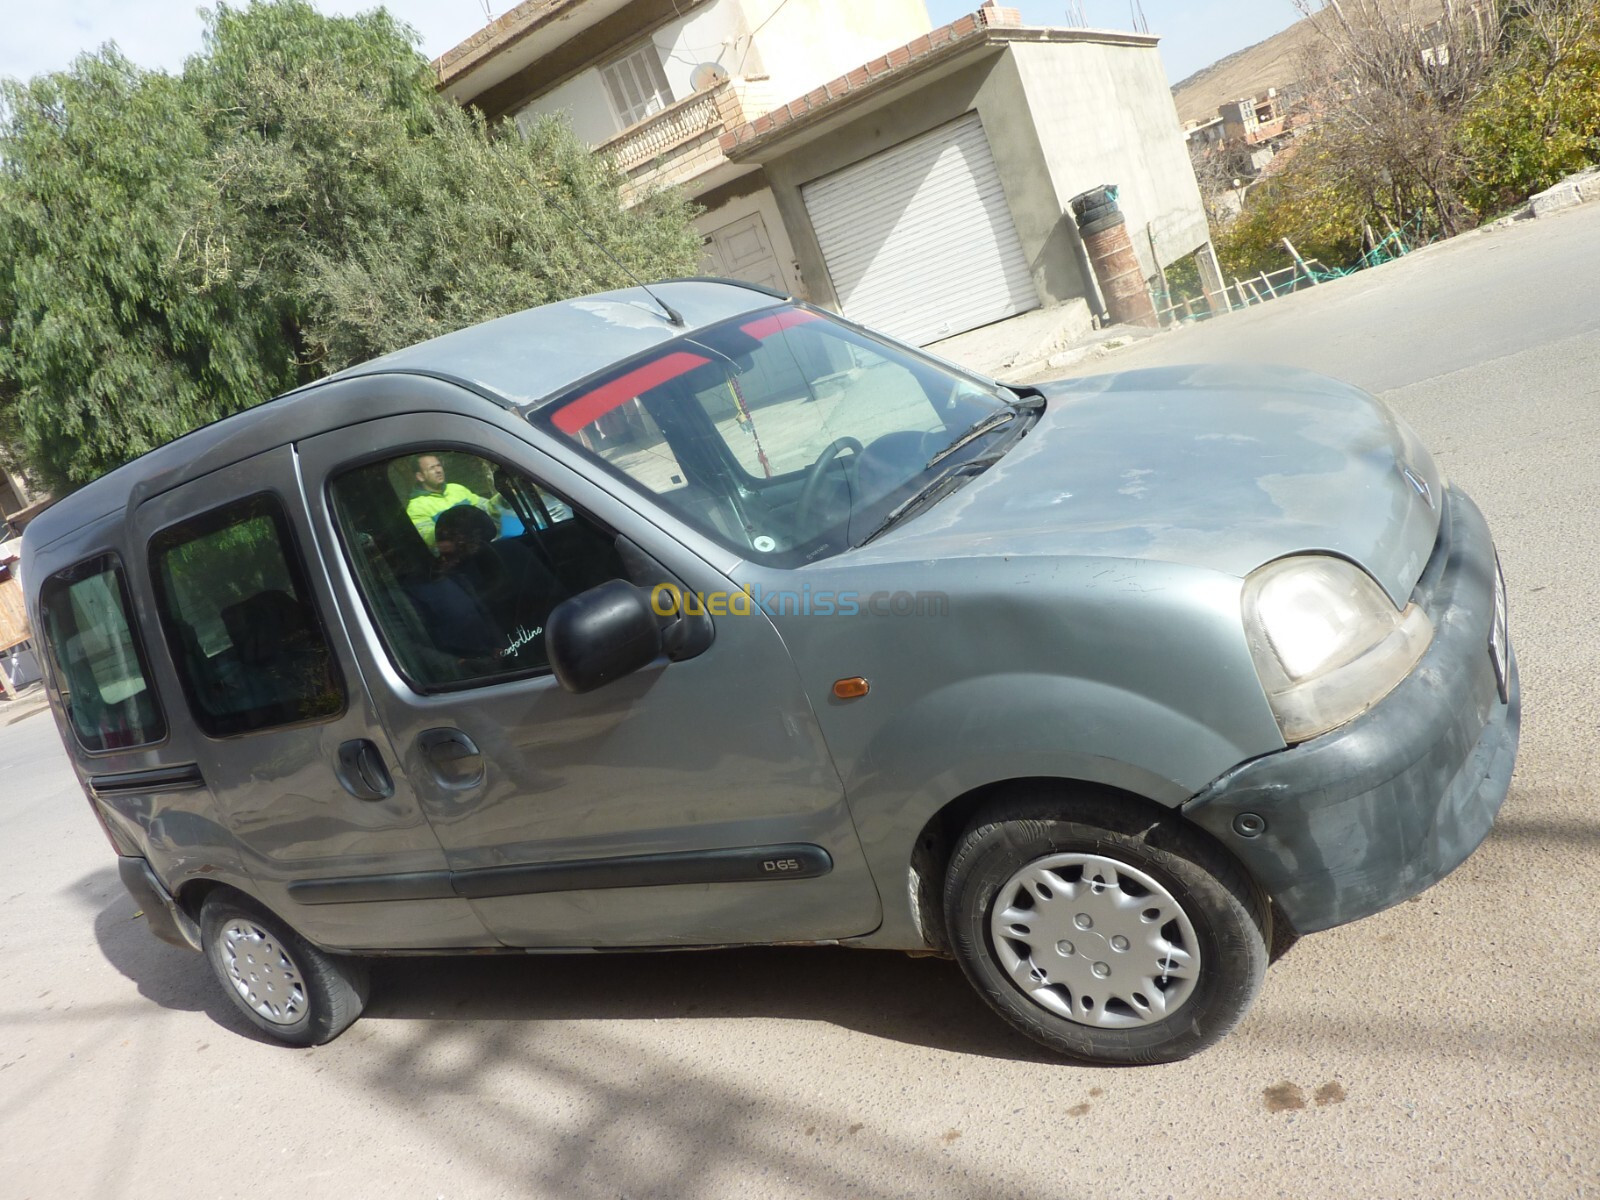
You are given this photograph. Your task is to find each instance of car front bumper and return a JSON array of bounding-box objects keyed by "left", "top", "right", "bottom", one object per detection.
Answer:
[{"left": 1183, "top": 487, "right": 1520, "bottom": 935}]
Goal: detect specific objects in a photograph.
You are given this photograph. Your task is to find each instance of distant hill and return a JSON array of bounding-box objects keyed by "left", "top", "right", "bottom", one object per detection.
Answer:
[{"left": 1172, "top": 0, "right": 1445, "bottom": 126}]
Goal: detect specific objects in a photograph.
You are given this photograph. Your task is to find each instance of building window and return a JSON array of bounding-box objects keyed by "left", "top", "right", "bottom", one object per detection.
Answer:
[{"left": 601, "top": 44, "right": 673, "bottom": 130}]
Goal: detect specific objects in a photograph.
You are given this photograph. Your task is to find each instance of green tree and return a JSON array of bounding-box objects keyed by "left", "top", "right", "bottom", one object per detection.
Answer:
[
  {"left": 0, "top": 53, "right": 281, "bottom": 491},
  {"left": 0, "top": 1, "right": 702, "bottom": 492},
  {"left": 1217, "top": 130, "right": 1373, "bottom": 278},
  {"left": 1459, "top": 2, "right": 1600, "bottom": 216},
  {"left": 1214, "top": 1, "right": 1600, "bottom": 281}
]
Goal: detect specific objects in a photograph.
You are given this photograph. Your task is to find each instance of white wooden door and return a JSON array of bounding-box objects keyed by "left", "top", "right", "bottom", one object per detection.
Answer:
[{"left": 700, "top": 212, "right": 786, "bottom": 293}]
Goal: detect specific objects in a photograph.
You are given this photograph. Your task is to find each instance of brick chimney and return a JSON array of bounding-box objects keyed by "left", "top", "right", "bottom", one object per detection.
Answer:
[{"left": 978, "top": 1, "right": 1023, "bottom": 28}]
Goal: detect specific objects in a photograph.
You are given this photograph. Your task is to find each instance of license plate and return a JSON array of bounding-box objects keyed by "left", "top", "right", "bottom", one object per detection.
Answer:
[{"left": 1489, "top": 558, "right": 1509, "bottom": 703}]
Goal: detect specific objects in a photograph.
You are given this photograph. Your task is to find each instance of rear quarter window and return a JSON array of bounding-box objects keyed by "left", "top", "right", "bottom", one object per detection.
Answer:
[
  {"left": 39, "top": 556, "right": 166, "bottom": 752},
  {"left": 149, "top": 493, "right": 345, "bottom": 737}
]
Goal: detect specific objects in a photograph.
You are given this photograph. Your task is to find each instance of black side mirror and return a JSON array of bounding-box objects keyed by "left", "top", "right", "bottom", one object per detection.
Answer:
[
  {"left": 614, "top": 536, "right": 714, "bottom": 662},
  {"left": 546, "top": 579, "right": 664, "bottom": 695}
]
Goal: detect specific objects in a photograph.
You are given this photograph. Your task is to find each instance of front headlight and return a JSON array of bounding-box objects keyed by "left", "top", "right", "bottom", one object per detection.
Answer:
[{"left": 1242, "top": 556, "right": 1433, "bottom": 744}]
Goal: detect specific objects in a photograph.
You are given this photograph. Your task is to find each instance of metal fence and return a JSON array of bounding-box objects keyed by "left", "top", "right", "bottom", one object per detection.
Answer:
[{"left": 1155, "top": 216, "right": 1425, "bottom": 326}]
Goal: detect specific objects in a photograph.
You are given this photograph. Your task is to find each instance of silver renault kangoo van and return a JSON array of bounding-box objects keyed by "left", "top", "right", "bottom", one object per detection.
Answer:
[{"left": 24, "top": 280, "right": 1518, "bottom": 1063}]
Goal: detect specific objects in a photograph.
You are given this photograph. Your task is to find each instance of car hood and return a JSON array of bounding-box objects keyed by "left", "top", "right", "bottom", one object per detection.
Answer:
[{"left": 852, "top": 364, "right": 1443, "bottom": 606}]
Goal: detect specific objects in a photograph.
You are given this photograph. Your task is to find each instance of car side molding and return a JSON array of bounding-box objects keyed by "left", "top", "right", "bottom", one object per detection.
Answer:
[
  {"left": 287, "top": 843, "right": 834, "bottom": 906},
  {"left": 90, "top": 764, "right": 206, "bottom": 799}
]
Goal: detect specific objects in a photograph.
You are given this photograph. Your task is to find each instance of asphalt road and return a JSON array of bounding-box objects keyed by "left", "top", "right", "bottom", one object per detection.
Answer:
[{"left": 4, "top": 202, "right": 1600, "bottom": 1200}]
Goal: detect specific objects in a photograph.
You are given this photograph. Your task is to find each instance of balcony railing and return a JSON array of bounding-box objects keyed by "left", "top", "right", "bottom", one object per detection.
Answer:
[{"left": 595, "top": 78, "right": 769, "bottom": 198}]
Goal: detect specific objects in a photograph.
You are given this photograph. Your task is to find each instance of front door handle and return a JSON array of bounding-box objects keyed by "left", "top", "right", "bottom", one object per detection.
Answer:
[
  {"left": 335, "top": 739, "right": 394, "bottom": 801},
  {"left": 418, "top": 728, "right": 485, "bottom": 790}
]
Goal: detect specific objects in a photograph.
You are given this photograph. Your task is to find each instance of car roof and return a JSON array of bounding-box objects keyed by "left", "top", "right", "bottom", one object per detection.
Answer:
[
  {"left": 326, "top": 278, "right": 781, "bottom": 406},
  {"left": 24, "top": 280, "right": 782, "bottom": 553}
]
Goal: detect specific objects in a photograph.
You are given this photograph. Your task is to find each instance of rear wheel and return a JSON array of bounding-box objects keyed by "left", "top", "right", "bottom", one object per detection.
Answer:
[
  {"left": 944, "top": 791, "right": 1268, "bottom": 1064},
  {"left": 200, "top": 892, "right": 369, "bottom": 1046}
]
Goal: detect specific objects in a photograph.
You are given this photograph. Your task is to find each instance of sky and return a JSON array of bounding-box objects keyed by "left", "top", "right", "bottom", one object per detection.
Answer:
[{"left": 0, "top": 0, "right": 1305, "bottom": 89}]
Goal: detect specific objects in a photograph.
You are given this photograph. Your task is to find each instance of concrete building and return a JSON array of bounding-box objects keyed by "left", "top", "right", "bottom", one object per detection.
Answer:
[
  {"left": 1221, "top": 90, "right": 1294, "bottom": 166},
  {"left": 1189, "top": 87, "right": 1299, "bottom": 173},
  {"left": 435, "top": 0, "right": 932, "bottom": 302},
  {"left": 1186, "top": 113, "right": 1227, "bottom": 150},
  {"left": 436, "top": 0, "right": 1214, "bottom": 346},
  {"left": 1184, "top": 87, "right": 1303, "bottom": 225}
]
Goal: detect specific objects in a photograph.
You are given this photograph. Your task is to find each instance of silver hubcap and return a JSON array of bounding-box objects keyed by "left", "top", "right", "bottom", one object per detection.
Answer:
[
  {"left": 219, "top": 919, "right": 307, "bottom": 1026},
  {"left": 989, "top": 852, "right": 1201, "bottom": 1028}
]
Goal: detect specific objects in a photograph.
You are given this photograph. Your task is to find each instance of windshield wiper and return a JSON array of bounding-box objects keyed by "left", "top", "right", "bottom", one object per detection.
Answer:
[
  {"left": 925, "top": 409, "right": 1018, "bottom": 469},
  {"left": 858, "top": 454, "right": 1004, "bottom": 547}
]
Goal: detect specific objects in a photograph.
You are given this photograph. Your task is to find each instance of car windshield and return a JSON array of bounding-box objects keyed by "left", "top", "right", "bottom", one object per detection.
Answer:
[{"left": 537, "top": 306, "right": 1019, "bottom": 565}]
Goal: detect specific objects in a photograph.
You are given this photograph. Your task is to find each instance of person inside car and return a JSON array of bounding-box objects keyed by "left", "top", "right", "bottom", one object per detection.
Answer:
[
  {"left": 406, "top": 454, "right": 514, "bottom": 548},
  {"left": 431, "top": 502, "right": 561, "bottom": 667}
]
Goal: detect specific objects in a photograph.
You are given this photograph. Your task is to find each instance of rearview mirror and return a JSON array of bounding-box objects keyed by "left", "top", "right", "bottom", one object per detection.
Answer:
[{"left": 545, "top": 579, "right": 664, "bottom": 694}]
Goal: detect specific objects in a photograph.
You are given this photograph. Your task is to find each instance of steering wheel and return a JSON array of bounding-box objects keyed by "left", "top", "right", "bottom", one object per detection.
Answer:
[{"left": 794, "top": 437, "right": 864, "bottom": 531}]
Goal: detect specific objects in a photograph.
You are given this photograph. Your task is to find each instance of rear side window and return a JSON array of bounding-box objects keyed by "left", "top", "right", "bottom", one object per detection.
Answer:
[
  {"left": 149, "top": 494, "right": 345, "bottom": 737},
  {"left": 39, "top": 556, "right": 166, "bottom": 752}
]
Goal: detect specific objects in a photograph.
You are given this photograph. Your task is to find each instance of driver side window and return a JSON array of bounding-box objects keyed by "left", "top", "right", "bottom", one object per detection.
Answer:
[{"left": 328, "top": 450, "right": 621, "bottom": 692}]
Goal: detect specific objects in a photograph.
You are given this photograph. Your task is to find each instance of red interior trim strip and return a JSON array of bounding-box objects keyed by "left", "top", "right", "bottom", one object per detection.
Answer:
[
  {"left": 739, "top": 308, "right": 823, "bottom": 341},
  {"left": 553, "top": 351, "right": 712, "bottom": 433}
]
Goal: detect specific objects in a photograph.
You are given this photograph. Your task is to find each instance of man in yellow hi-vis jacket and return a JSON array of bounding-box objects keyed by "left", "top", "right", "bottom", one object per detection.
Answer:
[{"left": 406, "top": 454, "right": 495, "bottom": 549}]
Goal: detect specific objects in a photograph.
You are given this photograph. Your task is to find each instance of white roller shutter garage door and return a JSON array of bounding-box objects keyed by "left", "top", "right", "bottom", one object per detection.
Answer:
[{"left": 801, "top": 113, "right": 1039, "bottom": 346}]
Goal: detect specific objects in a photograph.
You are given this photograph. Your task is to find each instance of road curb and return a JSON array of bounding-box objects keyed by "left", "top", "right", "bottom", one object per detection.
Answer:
[
  {"left": 2, "top": 684, "right": 50, "bottom": 726},
  {"left": 1000, "top": 326, "right": 1161, "bottom": 384},
  {"left": 1526, "top": 168, "right": 1600, "bottom": 219}
]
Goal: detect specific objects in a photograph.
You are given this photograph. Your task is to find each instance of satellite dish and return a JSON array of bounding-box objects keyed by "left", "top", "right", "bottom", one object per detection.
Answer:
[{"left": 690, "top": 62, "right": 730, "bottom": 91}]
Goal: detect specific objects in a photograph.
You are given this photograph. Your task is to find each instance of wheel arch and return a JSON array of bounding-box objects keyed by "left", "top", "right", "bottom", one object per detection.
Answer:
[
  {"left": 902, "top": 776, "right": 1264, "bottom": 954},
  {"left": 176, "top": 877, "right": 256, "bottom": 925}
]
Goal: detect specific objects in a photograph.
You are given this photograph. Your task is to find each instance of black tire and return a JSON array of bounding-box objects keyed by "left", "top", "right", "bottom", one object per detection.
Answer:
[
  {"left": 1070, "top": 187, "right": 1117, "bottom": 218},
  {"left": 944, "top": 790, "right": 1268, "bottom": 1065},
  {"left": 1075, "top": 200, "right": 1118, "bottom": 225},
  {"left": 1077, "top": 212, "right": 1127, "bottom": 239},
  {"left": 200, "top": 892, "right": 370, "bottom": 1046}
]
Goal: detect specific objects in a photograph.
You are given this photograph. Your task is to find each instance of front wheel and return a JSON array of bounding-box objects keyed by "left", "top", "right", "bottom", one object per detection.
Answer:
[
  {"left": 944, "top": 793, "right": 1268, "bottom": 1064},
  {"left": 200, "top": 892, "right": 370, "bottom": 1046}
]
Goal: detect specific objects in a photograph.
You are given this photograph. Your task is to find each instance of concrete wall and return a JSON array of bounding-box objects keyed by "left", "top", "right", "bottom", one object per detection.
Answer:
[
  {"left": 1220, "top": 98, "right": 1256, "bottom": 143},
  {"left": 755, "top": 51, "right": 1096, "bottom": 314},
  {"left": 516, "top": 68, "right": 616, "bottom": 146},
  {"left": 513, "top": 0, "right": 929, "bottom": 148},
  {"left": 662, "top": 0, "right": 761, "bottom": 97},
  {"left": 1009, "top": 39, "right": 1210, "bottom": 279},
  {"left": 738, "top": 0, "right": 931, "bottom": 106}
]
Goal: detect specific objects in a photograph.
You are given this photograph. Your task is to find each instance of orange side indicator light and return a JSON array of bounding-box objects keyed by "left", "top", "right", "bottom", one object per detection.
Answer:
[{"left": 833, "top": 677, "right": 871, "bottom": 700}]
